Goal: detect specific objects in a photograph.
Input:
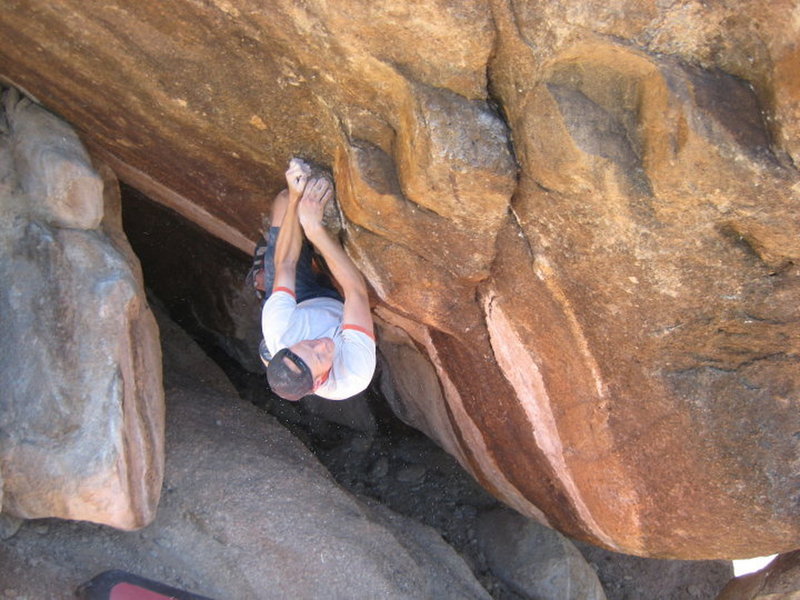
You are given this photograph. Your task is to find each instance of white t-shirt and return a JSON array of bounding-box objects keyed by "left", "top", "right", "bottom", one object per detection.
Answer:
[{"left": 261, "top": 290, "right": 376, "bottom": 400}]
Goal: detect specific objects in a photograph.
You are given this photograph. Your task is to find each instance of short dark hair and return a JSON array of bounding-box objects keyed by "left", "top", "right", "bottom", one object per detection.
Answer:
[{"left": 267, "top": 348, "right": 314, "bottom": 401}]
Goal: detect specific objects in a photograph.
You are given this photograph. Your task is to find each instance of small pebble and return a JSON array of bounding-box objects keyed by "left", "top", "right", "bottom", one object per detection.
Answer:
[
  {"left": 349, "top": 436, "right": 371, "bottom": 454},
  {"left": 370, "top": 457, "right": 389, "bottom": 479},
  {"left": 396, "top": 464, "right": 426, "bottom": 483}
]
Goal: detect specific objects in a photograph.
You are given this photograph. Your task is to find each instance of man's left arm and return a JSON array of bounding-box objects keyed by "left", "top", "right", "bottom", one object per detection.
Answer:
[{"left": 271, "top": 159, "right": 309, "bottom": 295}]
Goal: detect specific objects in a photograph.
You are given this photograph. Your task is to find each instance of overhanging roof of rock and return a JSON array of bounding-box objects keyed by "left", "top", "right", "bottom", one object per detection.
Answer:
[
  {"left": 1, "top": 1, "right": 798, "bottom": 253},
  {"left": 0, "top": 1, "right": 503, "bottom": 254},
  {"left": 2, "top": 0, "right": 800, "bottom": 560}
]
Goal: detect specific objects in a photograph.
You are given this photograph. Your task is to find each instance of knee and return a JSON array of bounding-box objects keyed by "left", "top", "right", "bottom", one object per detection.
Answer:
[{"left": 270, "top": 189, "right": 290, "bottom": 227}]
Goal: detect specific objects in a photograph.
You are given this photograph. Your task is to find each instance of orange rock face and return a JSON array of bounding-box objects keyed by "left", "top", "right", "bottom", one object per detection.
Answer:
[{"left": 1, "top": 0, "right": 797, "bottom": 557}]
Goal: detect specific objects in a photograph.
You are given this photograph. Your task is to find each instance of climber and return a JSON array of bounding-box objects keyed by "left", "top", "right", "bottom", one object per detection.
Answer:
[{"left": 251, "top": 157, "right": 376, "bottom": 401}]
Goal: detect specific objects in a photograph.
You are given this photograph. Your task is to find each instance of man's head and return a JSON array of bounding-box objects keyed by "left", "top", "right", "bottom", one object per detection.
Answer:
[{"left": 267, "top": 338, "right": 335, "bottom": 401}]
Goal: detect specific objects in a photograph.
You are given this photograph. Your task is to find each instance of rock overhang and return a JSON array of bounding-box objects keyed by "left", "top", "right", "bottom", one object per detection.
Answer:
[{"left": 1, "top": 0, "right": 798, "bottom": 559}]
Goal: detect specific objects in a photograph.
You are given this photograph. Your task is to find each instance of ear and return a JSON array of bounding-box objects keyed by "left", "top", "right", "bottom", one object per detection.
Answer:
[{"left": 313, "top": 369, "right": 331, "bottom": 390}]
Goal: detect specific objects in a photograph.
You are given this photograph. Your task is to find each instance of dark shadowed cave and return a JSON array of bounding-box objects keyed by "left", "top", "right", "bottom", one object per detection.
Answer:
[{"left": 119, "top": 183, "right": 733, "bottom": 600}]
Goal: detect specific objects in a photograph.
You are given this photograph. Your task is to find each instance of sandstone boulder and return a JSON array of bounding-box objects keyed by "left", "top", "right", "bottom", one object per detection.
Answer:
[
  {"left": 0, "top": 87, "right": 163, "bottom": 529},
  {"left": 484, "top": 12, "right": 800, "bottom": 557},
  {"left": 1, "top": 1, "right": 798, "bottom": 558}
]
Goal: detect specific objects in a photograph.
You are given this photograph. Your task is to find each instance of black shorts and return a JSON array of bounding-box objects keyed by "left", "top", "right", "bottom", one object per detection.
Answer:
[{"left": 256, "top": 226, "right": 343, "bottom": 305}]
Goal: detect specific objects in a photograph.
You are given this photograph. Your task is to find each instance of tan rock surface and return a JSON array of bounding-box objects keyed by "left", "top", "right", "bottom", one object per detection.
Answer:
[
  {"left": 1, "top": 0, "right": 798, "bottom": 557},
  {"left": 0, "top": 88, "right": 164, "bottom": 529}
]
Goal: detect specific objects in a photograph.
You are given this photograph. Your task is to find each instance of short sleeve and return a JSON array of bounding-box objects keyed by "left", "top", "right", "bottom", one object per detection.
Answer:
[
  {"left": 315, "top": 329, "right": 376, "bottom": 400},
  {"left": 261, "top": 290, "right": 297, "bottom": 354}
]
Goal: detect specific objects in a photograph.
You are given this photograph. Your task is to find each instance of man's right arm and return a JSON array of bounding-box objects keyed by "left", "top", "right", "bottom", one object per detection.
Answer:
[
  {"left": 307, "top": 225, "right": 373, "bottom": 336},
  {"left": 299, "top": 179, "right": 374, "bottom": 339}
]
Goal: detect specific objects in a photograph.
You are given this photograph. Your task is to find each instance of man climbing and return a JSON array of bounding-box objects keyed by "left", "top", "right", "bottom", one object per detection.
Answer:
[{"left": 253, "top": 158, "right": 376, "bottom": 401}]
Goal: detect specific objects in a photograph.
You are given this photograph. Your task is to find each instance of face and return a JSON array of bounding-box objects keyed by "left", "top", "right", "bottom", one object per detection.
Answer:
[{"left": 289, "top": 337, "right": 335, "bottom": 387}]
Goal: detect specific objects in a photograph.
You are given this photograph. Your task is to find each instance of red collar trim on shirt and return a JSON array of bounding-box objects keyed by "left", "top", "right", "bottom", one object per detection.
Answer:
[{"left": 342, "top": 323, "right": 375, "bottom": 340}]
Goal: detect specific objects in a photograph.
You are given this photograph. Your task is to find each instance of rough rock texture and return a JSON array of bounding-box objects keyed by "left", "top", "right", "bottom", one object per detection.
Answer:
[
  {"left": 1, "top": 1, "right": 798, "bottom": 558},
  {"left": 476, "top": 508, "right": 607, "bottom": 600},
  {"left": 0, "top": 88, "right": 164, "bottom": 529},
  {"left": 717, "top": 551, "right": 800, "bottom": 600},
  {"left": 122, "top": 184, "right": 739, "bottom": 599},
  {"left": 573, "top": 539, "right": 733, "bottom": 600},
  {"left": 0, "top": 309, "right": 491, "bottom": 600}
]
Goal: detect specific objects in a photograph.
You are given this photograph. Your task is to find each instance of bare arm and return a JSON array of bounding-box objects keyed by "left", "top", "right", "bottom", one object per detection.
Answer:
[
  {"left": 272, "top": 160, "right": 310, "bottom": 293},
  {"left": 299, "top": 178, "right": 374, "bottom": 337}
]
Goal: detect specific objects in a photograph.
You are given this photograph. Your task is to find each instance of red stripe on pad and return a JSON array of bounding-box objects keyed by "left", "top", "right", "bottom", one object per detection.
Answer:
[
  {"left": 273, "top": 286, "right": 296, "bottom": 298},
  {"left": 110, "top": 582, "right": 174, "bottom": 600},
  {"left": 343, "top": 324, "right": 375, "bottom": 340}
]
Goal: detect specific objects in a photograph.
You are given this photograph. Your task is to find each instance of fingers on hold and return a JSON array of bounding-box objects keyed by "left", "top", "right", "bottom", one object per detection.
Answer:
[{"left": 290, "top": 157, "right": 312, "bottom": 172}]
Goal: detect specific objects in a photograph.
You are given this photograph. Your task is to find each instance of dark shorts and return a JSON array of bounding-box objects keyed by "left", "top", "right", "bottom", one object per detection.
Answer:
[{"left": 257, "top": 226, "right": 343, "bottom": 305}]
